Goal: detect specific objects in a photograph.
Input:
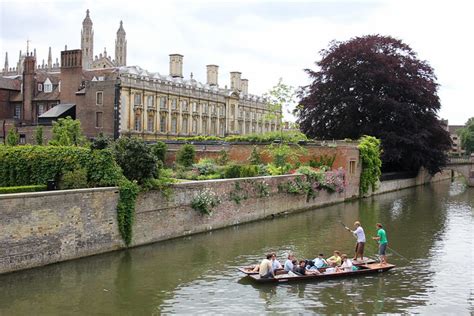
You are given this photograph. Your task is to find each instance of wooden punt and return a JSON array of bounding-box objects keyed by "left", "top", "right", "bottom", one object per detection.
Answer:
[
  {"left": 237, "top": 257, "right": 377, "bottom": 276},
  {"left": 246, "top": 263, "right": 395, "bottom": 284}
]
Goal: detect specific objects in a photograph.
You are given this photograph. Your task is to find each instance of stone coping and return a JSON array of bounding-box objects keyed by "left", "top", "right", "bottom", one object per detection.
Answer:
[{"left": 0, "top": 186, "right": 119, "bottom": 200}]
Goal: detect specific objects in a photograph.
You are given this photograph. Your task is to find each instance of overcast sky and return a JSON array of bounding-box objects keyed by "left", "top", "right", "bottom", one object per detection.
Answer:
[{"left": 0, "top": 0, "right": 472, "bottom": 124}]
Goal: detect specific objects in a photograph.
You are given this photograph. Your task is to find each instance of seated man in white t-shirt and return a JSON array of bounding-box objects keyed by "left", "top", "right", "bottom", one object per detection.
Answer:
[{"left": 336, "top": 254, "right": 353, "bottom": 272}]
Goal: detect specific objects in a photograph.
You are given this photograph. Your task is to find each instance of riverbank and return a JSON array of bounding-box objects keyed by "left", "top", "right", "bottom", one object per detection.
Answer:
[{"left": 0, "top": 169, "right": 452, "bottom": 274}]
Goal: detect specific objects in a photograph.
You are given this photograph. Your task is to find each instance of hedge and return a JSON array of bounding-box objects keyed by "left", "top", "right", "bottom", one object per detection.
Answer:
[{"left": 0, "top": 185, "right": 47, "bottom": 194}]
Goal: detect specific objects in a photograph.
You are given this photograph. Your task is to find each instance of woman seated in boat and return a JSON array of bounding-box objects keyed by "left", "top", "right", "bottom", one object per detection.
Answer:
[
  {"left": 271, "top": 252, "right": 283, "bottom": 272},
  {"left": 284, "top": 253, "right": 296, "bottom": 272},
  {"left": 293, "top": 260, "right": 321, "bottom": 276},
  {"left": 326, "top": 250, "right": 342, "bottom": 267},
  {"left": 312, "top": 253, "right": 329, "bottom": 269},
  {"left": 336, "top": 254, "right": 353, "bottom": 272}
]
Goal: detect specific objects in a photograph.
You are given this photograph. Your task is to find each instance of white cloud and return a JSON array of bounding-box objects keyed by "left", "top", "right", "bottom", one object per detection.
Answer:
[{"left": 1, "top": 0, "right": 472, "bottom": 124}]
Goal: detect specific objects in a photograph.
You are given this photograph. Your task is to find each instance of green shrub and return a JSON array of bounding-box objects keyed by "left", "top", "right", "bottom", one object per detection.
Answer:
[
  {"left": 358, "top": 135, "right": 382, "bottom": 195},
  {"left": 223, "top": 164, "right": 241, "bottom": 178},
  {"left": 35, "top": 126, "right": 44, "bottom": 145},
  {"left": 49, "top": 116, "right": 87, "bottom": 146},
  {"left": 0, "top": 184, "right": 47, "bottom": 194},
  {"left": 216, "top": 149, "right": 229, "bottom": 165},
  {"left": 86, "top": 149, "right": 123, "bottom": 187},
  {"left": 248, "top": 146, "right": 262, "bottom": 165},
  {"left": 6, "top": 128, "right": 19, "bottom": 146},
  {"left": 309, "top": 154, "right": 336, "bottom": 170},
  {"left": 176, "top": 144, "right": 196, "bottom": 167},
  {"left": 151, "top": 141, "right": 167, "bottom": 163},
  {"left": 90, "top": 132, "right": 112, "bottom": 150},
  {"left": 117, "top": 179, "right": 139, "bottom": 246},
  {"left": 193, "top": 158, "right": 217, "bottom": 175},
  {"left": 113, "top": 137, "right": 157, "bottom": 184},
  {"left": 240, "top": 165, "right": 259, "bottom": 178},
  {"left": 197, "top": 173, "right": 222, "bottom": 180},
  {"left": 59, "top": 167, "right": 88, "bottom": 190}
]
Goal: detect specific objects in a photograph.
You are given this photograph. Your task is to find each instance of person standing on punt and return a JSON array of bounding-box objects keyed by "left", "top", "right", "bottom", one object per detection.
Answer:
[
  {"left": 372, "top": 223, "right": 388, "bottom": 265},
  {"left": 347, "top": 221, "right": 366, "bottom": 262}
]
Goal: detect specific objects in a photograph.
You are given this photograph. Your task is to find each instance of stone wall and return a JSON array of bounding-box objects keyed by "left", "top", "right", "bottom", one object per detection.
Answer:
[{"left": 0, "top": 187, "right": 122, "bottom": 274}]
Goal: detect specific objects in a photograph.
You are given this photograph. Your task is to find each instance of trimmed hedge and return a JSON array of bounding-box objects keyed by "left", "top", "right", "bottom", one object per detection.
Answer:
[{"left": 0, "top": 185, "right": 47, "bottom": 194}]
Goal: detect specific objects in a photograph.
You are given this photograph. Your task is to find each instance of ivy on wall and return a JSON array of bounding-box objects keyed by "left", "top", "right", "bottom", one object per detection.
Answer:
[{"left": 358, "top": 135, "right": 382, "bottom": 195}]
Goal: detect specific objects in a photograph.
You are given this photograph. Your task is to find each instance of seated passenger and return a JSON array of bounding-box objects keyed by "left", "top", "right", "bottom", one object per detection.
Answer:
[
  {"left": 337, "top": 254, "right": 353, "bottom": 272},
  {"left": 327, "top": 250, "right": 342, "bottom": 267},
  {"left": 259, "top": 253, "right": 274, "bottom": 279},
  {"left": 284, "top": 254, "right": 295, "bottom": 272},
  {"left": 294, "top": 260, "right": 320, "bottom": 276},
  {"left": 313, "top": 253, "right": 329, "bottom": 269},
  {"left": 271, "top": 252, "right": 282, "bottom": 272}
]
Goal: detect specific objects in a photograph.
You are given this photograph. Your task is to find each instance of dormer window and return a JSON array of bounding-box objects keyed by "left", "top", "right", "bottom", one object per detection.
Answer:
[
  {"left": 38, "top": 83, "right": 43, "bottom": 92},
  {"left": 44, "top": 78, "right": 52, "bottom": 93}
]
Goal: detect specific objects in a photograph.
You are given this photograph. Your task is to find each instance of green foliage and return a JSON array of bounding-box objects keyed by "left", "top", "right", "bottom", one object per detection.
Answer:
[
  {"left": 117, "top": 179, "right": 139, "bottom": 246},
  {"left": 196, "top": 173, "right": 222, "bottom": 180},
  {"left": 35, "top": 126, "right": 44, "bottom": 145},
  {"left": 262, "top": 78, "right": 296, "bottom": 128},
  {"left": 151, "top": 141, "right": 167, "bottom": 163},
  {"left": 248, "top": 146, "right": 262, "bottom": 165},
  {"left": 0, "top": 184, "right": 47, "bottom": 194},
  {"left": 91, "top": 132, "right": 112, "bottom": 150},
  {"left": 113, "top": 137, "right": 157, "bottom": 184},
  {"left": 49, "top": 117, "right": 86, "bottom": 146},
  {"left": 358, "top": 135, "right": 382, "bottom": 195},
  {"left": 216, "top": 149, "right": 229, "bottom": 165},
  {"left": 308, "top": 154, "right": 336, "bottom": 170},
  {"left": 176, "top": 144, "right": 196, "bottom": 167},
  {"left": 265, "top": 143, "right": 302, "bottom": 168},
  {"left": 229, "top": 182, "right": 249, "bottom": 204},
  {"left": 223, "top": 164, "right": 241, "bottom": 178},
  {"left": 254, "top": 181, "right": 270, "bottom": 198},
  {"left": 266, "top": 163, "right": 292, "bottom": 176},
  {"left": 142, "top": 177, "right": 176, "bottom": 200},
  {"left": 86, "top": 149, "right": 124, "bottom": 187},
  {"left": 191, "top": 188, "right": 221, "bottom": 215},
  {"left": 59, "top": 166, "right": 88, "bottom": 190},
  {"left": 240, "top": 165, "right": 259, "bottom": 178},
  {"left": 176, "top": 130, "right": 308, "bottom": 144},
  {"left": 6, "top": 128, "right": 19, "bottom": 146},
  {"left": 459, "top": 117, "right": 474, "bottom": 155},
  {"left": 193, "top": 158, "right": 218, "bottom": 175}
]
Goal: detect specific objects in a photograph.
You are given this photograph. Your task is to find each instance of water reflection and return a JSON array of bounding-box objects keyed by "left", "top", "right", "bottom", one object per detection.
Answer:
[{"left": 0, "top": 180, "right": 472, "bottom": 314}]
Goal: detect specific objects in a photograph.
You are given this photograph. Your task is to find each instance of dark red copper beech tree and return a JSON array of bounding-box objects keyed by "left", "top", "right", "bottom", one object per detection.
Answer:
[{"left": 296, "top": 35, "right": 451, "bottom": 174}]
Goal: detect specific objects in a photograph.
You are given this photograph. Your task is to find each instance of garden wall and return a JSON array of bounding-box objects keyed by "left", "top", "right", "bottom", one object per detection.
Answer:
[
  {"left": 0, "top": 171, "right": 360, "bottom": 274},
  {"left": 163, "top": 141, "right": 360, "bottom": 171}
]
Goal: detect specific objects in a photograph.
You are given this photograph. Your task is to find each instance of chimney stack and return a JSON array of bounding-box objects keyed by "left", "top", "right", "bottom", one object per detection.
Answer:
[
  {"left": 206, "top": 64, "right": 219, "bottom": 86},
  {"left": 169, "top": 54, "right": 183, "bottom": 78},
  {"left": 61, "top": 49, "right": 82, "bottom": 68},
  {"left": 230, "top": 71, "right": 241, "bottom": 91},
  {"left": 241, "top": 78, "right": 248, "bottom": 94}
]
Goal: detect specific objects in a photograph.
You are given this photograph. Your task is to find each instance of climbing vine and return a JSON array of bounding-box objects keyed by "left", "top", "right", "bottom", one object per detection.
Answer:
[
  {"left": 358, "top": 135, "right": 382, "bottom": 195},
  {"left": 117, "top": 179, "right": 139, "bottom": 246}
]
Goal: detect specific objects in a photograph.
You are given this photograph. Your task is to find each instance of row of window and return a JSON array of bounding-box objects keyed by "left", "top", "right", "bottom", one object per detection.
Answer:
[{"left": 133, "top": 114, "right": 278, "bottom": 135}]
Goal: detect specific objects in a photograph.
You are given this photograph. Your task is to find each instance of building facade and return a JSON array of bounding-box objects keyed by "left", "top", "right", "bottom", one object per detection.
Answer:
[{"left": 0, "top": 10, "right": 279, "bottom": 144}]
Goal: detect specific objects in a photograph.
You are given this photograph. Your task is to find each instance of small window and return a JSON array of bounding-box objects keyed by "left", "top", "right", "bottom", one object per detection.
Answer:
[
  {"left": 182, "top": 117, "right": 188, "bottom": 133},
  {"left": 19, "top": 134, "right": 26, "bottom": 144},
  {"left": 171, "top": 117, "right": 177, "bottom": 133},
  {"left": 134, "top": 94, "right": 142, "bottom": 106},
  {"left": 147, "top": 115, "right": 154, "bottom": 132},
  {"left": 38, "top": 104, "right": 45, "bottom": 116},
  {"left": 349, "top": 160, "right": 356, "bottom": 175},
  {"left": 96, "top": 112, "right": 103, "bottom": 128},
  {"left": 38, "top": 84, "right": 43, "bottom": 92},
  {"left": 160, "top": 115, "right": 166, "bottom": 133},
  {"left": 135, "top": 114, "right": 141, "bottom": 131},
  {"left": 192, "top": 118, "right": 197, "bottom": 133},
  {"left": 14, "top": 105, "right": 21, "bottom": 119},
  {"left": 96, "top": 91, "right": 103, "bottom": 105},
  {"left": 160, "top": 97, "right": 167, "bottom": 108},
  {"left": 171, "top": 99, "right": 177, "bottom": 110},
  {"left": 147, "top": 95, "right": 154, "bottom": 108}
]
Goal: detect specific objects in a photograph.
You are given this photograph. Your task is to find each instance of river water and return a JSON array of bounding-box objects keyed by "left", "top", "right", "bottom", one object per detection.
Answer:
[{"left": 0, "top": 180, "right": 472, "bottom": 315}]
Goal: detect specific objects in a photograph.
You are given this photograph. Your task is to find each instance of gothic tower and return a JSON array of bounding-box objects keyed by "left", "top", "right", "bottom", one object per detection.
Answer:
[
  {"left": 81, "top": 9, "right": 94, "bottom": 69},
  {"left": 115, "top": 21, "right": 127, "bottom": 67}
]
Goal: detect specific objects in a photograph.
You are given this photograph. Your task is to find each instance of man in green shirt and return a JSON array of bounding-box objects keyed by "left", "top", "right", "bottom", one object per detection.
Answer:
[{"left": 372, "top": 223, "right": 388, "bottom": 265}]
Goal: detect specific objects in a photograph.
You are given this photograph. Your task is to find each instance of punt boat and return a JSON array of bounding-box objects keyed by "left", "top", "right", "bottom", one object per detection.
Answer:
[{"left": 243, "top": 263, "right": 395, "bottom": 284}]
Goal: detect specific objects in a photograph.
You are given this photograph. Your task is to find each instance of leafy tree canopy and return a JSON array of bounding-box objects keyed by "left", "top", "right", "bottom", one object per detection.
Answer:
[
  {"left": 296, "top": 34, "right": 451, "bottom": 174},
  {"left": 459, "top": 117, "right": 474, "bottom": 155},
  {"left": 49, "top": 116, "right": 87, "bottom": 146}
]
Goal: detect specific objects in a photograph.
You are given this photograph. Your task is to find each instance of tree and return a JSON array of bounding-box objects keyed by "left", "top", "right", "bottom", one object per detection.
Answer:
[
  {"left": 263, "top": 78, "right": 296, "bottom": 138},
  {"left": 49, "top": 116, "right": 87, "bottom": 146},
  {"left": 459, "top": 117, "right": 474, "bottom": 155},
  {"left": 34, "top": 126, "right": 43, "bottom": 145},
  {"left": 113, "top": 136, "right": 157, "bottom": 183},
  {"left": 296, "top": 35, "right": 452, "bottom": 174},
  {"left": 91, "top": 132, "right": 112, "bottom": 150},
  {"left": 6, "top": 128, "right": 19, "bottom": 146},
  {"left": 176, "top": 144, "right": 196, "bottom": 167}
]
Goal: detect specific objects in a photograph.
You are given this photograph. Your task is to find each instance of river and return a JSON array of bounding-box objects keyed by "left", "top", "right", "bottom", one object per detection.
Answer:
[{"left": 0, "top": 180, "right": 472, "bottom": 314}]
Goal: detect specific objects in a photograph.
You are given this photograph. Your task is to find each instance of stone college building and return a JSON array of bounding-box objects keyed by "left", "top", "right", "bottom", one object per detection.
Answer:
[{"left": 0, "top": 10, "right": 280, "bottom": 143}]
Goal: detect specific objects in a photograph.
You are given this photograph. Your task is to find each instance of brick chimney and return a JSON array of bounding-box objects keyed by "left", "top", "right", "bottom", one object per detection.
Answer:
[
  {"left": 22, "top": 53, "right": 36, "bottom": 122},
  {"left": 60, "top": 49, "right": 83, "bottom": 103}
]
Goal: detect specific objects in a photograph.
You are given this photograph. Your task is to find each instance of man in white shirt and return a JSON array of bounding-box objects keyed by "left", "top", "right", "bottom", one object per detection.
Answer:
[
  {"left": 259, "top": 253, "right": 274, "bottom": 279},
  {"left": 347, "top": 221, "right": 366, "bottom": 261}
]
